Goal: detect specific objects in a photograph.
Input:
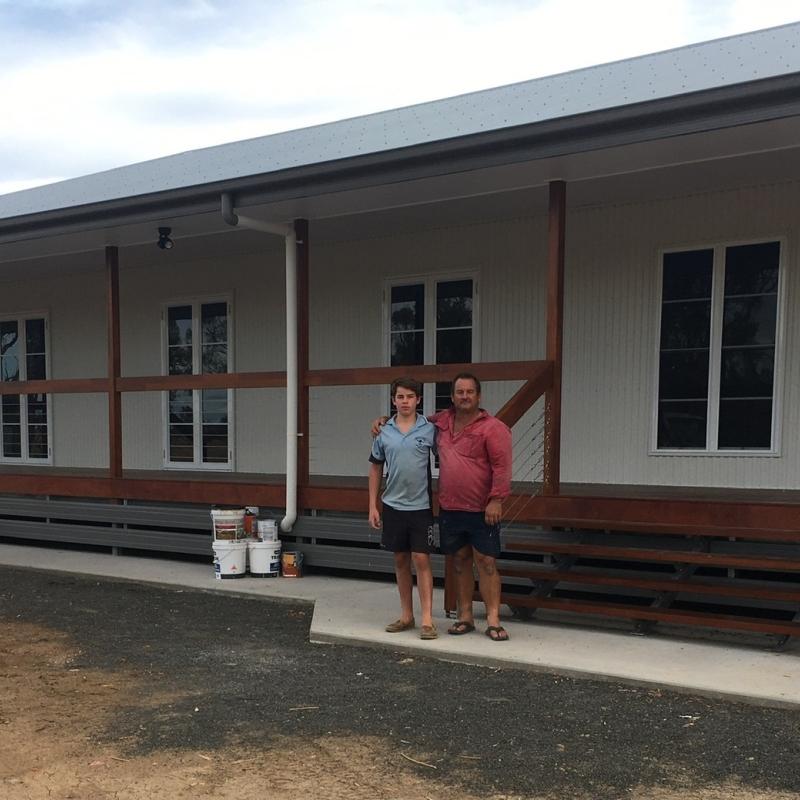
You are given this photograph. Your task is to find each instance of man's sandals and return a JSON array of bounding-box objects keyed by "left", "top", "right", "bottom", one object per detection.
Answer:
[
  {"left": 485, "top": 625, "right": 510, "bottom": 642},
  {"left": 447, "top": 620, "right": 476, "bottom": 635}
]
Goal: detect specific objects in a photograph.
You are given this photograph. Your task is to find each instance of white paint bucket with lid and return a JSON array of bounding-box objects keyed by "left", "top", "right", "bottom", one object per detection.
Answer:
[
  {"left": 212, "top": 540, "right": 247, "bottom": 579},
  {"left": 257, "top": 519, "right": 278, "bottom": 541},
  {"left": 248, "top": 540, "right": 281, "bottom": 577}
]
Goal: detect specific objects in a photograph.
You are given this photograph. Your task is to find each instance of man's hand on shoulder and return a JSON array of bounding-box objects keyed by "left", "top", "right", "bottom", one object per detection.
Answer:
[{"left": 370, "top": 416, "right": 389, "bottom": 437}]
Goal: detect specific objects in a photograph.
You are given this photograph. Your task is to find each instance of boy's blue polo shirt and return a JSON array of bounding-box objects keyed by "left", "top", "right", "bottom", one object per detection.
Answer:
[{"left": 369, "top": 414, "right": 436, "bottom": 511}]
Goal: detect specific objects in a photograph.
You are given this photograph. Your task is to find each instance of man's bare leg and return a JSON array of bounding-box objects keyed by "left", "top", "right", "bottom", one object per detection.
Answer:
[
  {"left": 474, "top": 551, "right": 508, "bottom": 639},
  {"left": 451, "top": 544, "right": 476, "bottom": 627},
  {"left": 412, "top": 552, "right": 434, "bottom": 628}
]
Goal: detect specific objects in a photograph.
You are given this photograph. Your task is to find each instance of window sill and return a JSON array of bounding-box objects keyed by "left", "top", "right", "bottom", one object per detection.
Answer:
[{"left": 648, "top": 449, "right": 780, "bottom": 458}]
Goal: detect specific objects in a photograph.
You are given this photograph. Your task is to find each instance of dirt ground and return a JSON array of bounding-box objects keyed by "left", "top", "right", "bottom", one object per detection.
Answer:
[{"left": 2, "top": 567, "right": 800, "bottom": 800}]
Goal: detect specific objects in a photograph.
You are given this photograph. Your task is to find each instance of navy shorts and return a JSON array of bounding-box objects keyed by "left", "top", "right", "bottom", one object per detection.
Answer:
[
  {"left": 438, "top": 509, "right": 501, "bottom": 557},
  {"left": 381, "top": 505, "right": 434, "bottom": 554}
]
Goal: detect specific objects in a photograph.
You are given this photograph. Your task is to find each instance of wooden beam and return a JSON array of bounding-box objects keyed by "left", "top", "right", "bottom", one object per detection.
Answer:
[
  {"left": 543, "top": 180, "right": 566, "bottom": 496},
  {"left": 0, "top": 378, "right": 109, "bottom": 395},
  {"left": 495, "top": 362, "right": 553, "bottom": 428},
  {"left": 306, "top": 360, "right": 547, "bottom": 387},
  {"left": 106, "top": 246, "right": 122, "bottom": 479},
  {"left": 295, "top": 219, "right": 310, "bottom": 489},
  {"left": 116, "top": 372, "right": 286, "bottom": 392}
]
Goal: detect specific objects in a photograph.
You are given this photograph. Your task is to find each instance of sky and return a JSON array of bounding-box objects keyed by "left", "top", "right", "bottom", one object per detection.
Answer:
[{"left": 1, "top": 0, "right": 798, "bottom": 197}]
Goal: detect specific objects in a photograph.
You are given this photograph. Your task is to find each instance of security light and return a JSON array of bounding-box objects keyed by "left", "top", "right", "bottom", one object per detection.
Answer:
[{"left": 157, "top": 227, "right": 174, "bottom": 250}]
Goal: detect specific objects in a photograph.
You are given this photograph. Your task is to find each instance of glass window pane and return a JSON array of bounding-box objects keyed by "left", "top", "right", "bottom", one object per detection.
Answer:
[
  {"left": 660, "top": 301, "right": 711, "bottom": 350},
  {"left": 435, "top": 381, "right": 452, "bottom": 412},
  {"left": 657, "top": 401, "right": 708, "bottom": 448},
  {"left": 436, "top": 280, "right": 473, "bottom": 328},
  {"left": 658, "top": 351, "right": 709, "bottom": 400},
  {"left": 722, "top": 297, "right": 777, "bottom": 347},
  {"left": 662, "top": 250, "right": 713, "bottom": 301},
  {"left": 25, "top": 319, "right": 46, "bottom": 355},
  {"left": 202, "top": 389, "right": 228, "bottom": 424},
  {"left": 202, "top": 424, "right": 229, "bottom": 463},
  {"left": 1, "top": 320, "right": 20, "bottom": 382},
  {"left": 168, "top": 346, "right": 192, "bottom": 376},
  {"left": 167, "top": 306, "right": 192, "bottom": 347},
  {"left": 202, "top": 344, "right": 228, "bottom": 374},
  {"left": 724, "top": 242, "right": 780, "bottom": 295},
  {"left": 390, "top": 331, "right": 424, "bottom": 366},
  {"left": 390, "top": 285, "right": 424, "bottom": 332},
  {"left": 719, "top": 347, "right": 775, "bottom": 398},
  {"left": 718, "top": 399, "right": 772, "bottom": 449},
  {"left": 26, "top": 394, "right": 47, "bottom": 422},
  {"left": 1, "top": 394, "right": 21, "bottom": 457},
  {"left": 26, "top": 354, "right": 46, "bottom": 381},
  {"left": 168, "top": 426, "right": 194, "bottom": 462},
  {"left": 168, "top": 391, "right": 193, "bottom": 425},
  {"left": 27, "top": 423, "right": 48, "bottom": 458},
  {"left": 436, "top": 329, "right": 472, "bottom": 365},
  {"left": 201, "top": 302, "right": 227, "bottom": 345}
]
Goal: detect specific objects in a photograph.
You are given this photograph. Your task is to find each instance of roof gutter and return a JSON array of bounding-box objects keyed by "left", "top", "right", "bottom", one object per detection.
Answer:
[{"left": 221, "top": 192, "right": 298, "bottom": 533}]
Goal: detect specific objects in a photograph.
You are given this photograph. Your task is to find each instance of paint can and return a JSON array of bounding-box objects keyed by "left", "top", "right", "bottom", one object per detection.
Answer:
[
  {"left": 257, "top": 519, "right": 278, "bottom": 541},
  {"left": 244, "top": 506, "right": 259, "bottom": 536},
  {"left": 281, "top": 551, "right": 304, "bottom": 578},
  {"left": 212, "top": 540, "right": 247, "bottom": 579},
  {"left": 211, "top": 508, "right": 245, "bottom": 540},
  {"left": 248, "top": 540, "right": 282, "bottom": 577}
]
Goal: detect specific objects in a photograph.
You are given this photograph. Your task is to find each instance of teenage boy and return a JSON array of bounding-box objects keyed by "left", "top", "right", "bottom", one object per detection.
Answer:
[{"left": 368, "top": 377, "right": 438, "bottom": 640}]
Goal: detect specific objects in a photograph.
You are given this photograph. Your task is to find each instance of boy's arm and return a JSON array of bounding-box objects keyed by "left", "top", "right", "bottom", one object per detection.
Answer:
[{"left": 368, "top": 461, "right": 384, "bottom": 529}]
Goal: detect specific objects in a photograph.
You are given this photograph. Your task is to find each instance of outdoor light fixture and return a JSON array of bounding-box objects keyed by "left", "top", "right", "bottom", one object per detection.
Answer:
[{"left": 156, "top": 227, "right": 174, "bottom": 250}]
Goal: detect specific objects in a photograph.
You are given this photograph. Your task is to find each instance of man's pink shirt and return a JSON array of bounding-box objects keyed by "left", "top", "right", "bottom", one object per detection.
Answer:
[{"left": 432, "top": 408, "right": 512, "bottom": 512}]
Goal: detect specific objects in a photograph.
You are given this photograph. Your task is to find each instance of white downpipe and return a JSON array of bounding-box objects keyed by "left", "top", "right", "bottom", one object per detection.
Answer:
[{"left": 220, "top": 194, "right": 298, "bottom": 532}]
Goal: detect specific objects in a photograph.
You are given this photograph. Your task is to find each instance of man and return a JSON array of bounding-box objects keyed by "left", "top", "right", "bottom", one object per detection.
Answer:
[
  {"left": 435, "top": 373, "right": 512, "bottom": 642},
  {"left": 368, "top": 377, "right": 438, "bottom": 640},
  {"left": 372, "top": 372, "right": 513, "bottom": 642}
]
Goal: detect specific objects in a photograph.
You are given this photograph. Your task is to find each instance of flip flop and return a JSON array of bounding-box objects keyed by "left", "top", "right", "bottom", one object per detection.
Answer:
[
  {"left": 485, "top": 625, "right": 509, "bottom": 642},
  {"left": 447, "top": 620, "right": 476, "bottom": 636}
]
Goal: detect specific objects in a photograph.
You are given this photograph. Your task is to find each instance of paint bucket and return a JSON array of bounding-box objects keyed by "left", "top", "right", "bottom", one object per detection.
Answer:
[
  {"left": 244, "top": 506, "right": 259, "bottom": 536},
  {"left": 212, "top": 540, "right": 247, "bottom": 579},
  {"left": 248, "top": 540, "right": 282, "bottom": 577},
  {"left": 281, "top": 550, "right": 304, "bottom": 578},
  {"left": 211, "top": 509, "right": 245, "bottom": 540},
  {"left": 257, "top": 519, "right": 278, "bottom": 541}
]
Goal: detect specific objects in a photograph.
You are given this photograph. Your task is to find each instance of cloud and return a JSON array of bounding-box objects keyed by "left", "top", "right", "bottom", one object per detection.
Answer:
[{"left": 1, "top": 0, "right": 798, "bottom": 197}]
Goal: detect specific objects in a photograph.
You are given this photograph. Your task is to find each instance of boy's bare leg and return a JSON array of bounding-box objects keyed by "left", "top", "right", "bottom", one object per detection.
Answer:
[
  {"left": 411, "top": 552, "right": 434, "bottom": 628},
  {"left": 394, "top": 551, "right": 414, "bottom": 623}
]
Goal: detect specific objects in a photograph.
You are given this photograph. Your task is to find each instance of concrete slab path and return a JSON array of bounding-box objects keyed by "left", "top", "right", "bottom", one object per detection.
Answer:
[{"left": 1, "top": 543, "right": 799, "bottom": 708}]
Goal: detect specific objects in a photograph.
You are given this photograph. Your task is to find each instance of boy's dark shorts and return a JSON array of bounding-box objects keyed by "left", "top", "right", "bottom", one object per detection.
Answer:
[
  {"left": 381, "top": 505, "right": 434, "bottom": 554},
  {"left": 439, "top": 509, "right": 501, "bottom": 557}
]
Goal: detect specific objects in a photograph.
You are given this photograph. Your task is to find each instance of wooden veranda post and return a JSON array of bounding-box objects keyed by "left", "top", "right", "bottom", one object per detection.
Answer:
[
  {"left": 105, "top": 246, "right": 122, "bottom": 480},
  {"left": 543, "top": 180, "right": 566, "bottom": 496},
  {"left": 295, "top": 219, "right": 310, "bottom": 491}
]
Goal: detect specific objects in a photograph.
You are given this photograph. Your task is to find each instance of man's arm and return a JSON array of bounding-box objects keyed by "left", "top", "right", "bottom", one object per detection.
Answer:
[
  {"left": 370, "top": 416, "right": 389, "bottom": 437},
  {"left": 368, "top": 461, "right": 384, "bottom": 529},
  {"left": 485, "top": 421, "right": 512, "bottom": 525}
]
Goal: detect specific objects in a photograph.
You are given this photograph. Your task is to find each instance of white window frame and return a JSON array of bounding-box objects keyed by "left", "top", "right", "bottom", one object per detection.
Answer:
[
  {"left": 0, "top": 310, "right": 53, "bottom": 465},
  {"left": 650, "top": 236, "right": 786, "bottom": 457},
  {"left": 160, "top": 295, "right": 235, "bottom": 470},
  {"left": 382, "top": 271, "right": 480, "bottom": 418}
]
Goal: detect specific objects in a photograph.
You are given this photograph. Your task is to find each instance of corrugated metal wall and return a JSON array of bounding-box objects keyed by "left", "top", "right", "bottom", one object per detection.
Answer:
[
  {"left": 1, "top": 179, "right": 797, "bottom": 489},
  {"left": 562, "top": 180, "right": 799, "bottom": 488}
]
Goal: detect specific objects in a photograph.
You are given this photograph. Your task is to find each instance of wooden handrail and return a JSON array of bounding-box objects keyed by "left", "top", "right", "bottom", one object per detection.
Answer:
[
  {"left": 0, "top": 360, "right": 548, "bottom": 395},
  {"left": 305, "top": 360, "right": 548, "bottom": 387},
  {"left": 495, "top": 362, "right": 553, "bottom": 428}
]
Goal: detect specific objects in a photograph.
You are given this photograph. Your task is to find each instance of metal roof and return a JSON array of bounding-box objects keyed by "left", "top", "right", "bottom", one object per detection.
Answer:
[{"left": 1, "top": 21, "right": 800, "bottom": 225}]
